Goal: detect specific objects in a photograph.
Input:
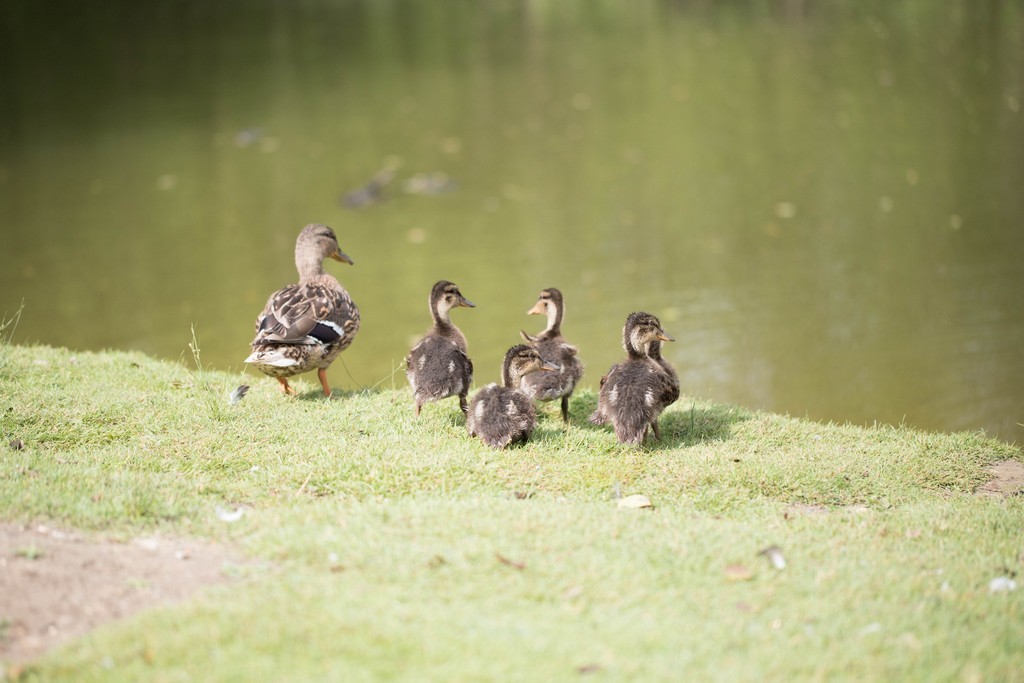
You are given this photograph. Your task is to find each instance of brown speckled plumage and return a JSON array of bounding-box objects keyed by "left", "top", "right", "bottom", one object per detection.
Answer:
[
  {"left": 245, "top": 224, "right": 359, "bottom": 397},
  {"left": 467, "top": 345, "right": 557, "bottom": 449},
  {"left": 406, "top": 281, "right": 475, "bottom": 415},
  {"left": 518, "top": 288, "right": 585, "bottom": 421},
  {"left": 589, "top": 312, "right": 679, "bottom": 444}
]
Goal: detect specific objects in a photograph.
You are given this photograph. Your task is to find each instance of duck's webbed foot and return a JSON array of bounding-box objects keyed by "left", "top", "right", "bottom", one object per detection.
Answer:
[{"left": 277, "top": 377, "right": 298, "bottom": 396}]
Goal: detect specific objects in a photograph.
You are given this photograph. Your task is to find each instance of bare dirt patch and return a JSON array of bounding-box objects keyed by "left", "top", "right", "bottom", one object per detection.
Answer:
[
  {"left": 976, "top": 460, "right": 1024, "bottom": 499},
  {"left": 0, "top": 522, "right": 247, "bottom": 666}
]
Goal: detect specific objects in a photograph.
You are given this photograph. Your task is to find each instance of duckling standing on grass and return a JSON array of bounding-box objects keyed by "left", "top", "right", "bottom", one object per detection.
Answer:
[
  {"left": 245, "top": 224, "right": 359, "bottom": 397},
  {"left": 406, "top": 280, "right": 476, "bottom": 416},
  {"left": 519, "top": 288, "right": 585, "bottom": 422},
  {"left": 467, "top": 345, "right": 559, "bottom": 449},
  {"left": 589, "top": 312, "right": 679, "bottom": 444}
]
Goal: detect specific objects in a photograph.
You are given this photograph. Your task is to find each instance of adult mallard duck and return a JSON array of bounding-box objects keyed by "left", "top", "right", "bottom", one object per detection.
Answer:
[
  {"left": 406, "top": 280, "right": 475, "bottom": 416},
  {"left": 467, "top": 345, "right": 558, "bottom": 449},
  {"left": 589, "top": 312, "right": 679, "bottom": 444},
  {"left": 244, "top": 223, "right": 359, "bottom": 397},
  {"left": 519, "top": 287, "right": 585, "bottom": 421}
]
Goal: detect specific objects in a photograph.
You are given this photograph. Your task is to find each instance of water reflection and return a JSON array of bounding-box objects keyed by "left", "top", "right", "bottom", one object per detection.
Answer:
[{"left": 1, "top": 0, "right": 1022, "bottom": 442}]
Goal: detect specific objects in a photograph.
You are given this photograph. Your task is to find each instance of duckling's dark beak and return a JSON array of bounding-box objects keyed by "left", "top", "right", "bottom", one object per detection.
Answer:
[
  {"left": 526, "top": 302, "right": 545, "bottom": 316},
  {"left": 541, "top": 360, "right": 560, "bottom": 372},
  {"left": 656, "top": 330, "right": 675, "bottom": 342},
  {"left": 331, "top": 249, "right": 355, "bottom": 265},
  {"left": 459, "top": 296, "right": 476, "bottom": 308}
]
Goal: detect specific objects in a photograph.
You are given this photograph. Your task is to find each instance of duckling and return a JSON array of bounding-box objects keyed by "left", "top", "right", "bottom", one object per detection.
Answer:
[
  {"left": 519, "top": 288, "right": 585, "bottom": 422},
  {"left": 589, "top": 312, "right": 679, "bottom": 444},
  {"left": 467, "top": 345, "right": 559, "bottom": 449},
  {"left": 406, "top": 280, "right": 476, "bottom": 416},
  {"left": 245, "top": 223, "right": 359, "bottom": 397}
]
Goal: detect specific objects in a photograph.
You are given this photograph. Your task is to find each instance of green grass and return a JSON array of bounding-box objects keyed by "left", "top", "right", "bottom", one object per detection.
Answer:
[{"left": 1, "top": 343, "right": 1022, "bottom": 681}]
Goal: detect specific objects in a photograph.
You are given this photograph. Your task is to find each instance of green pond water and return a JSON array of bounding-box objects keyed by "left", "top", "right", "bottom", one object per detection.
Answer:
[{"left": 2, "top": 0, "right": 1023, "bottom": 443}]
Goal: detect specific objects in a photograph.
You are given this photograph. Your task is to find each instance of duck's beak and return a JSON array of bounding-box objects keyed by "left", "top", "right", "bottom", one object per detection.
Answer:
[
  {"left": 526, "top": 302, "right": 545, "bottom": 316},
  {"left": 331, "top": 249, "right": 355, "bottom": 265},
  {"left": 656, "top": 330, "right": 675, "bottom": 342},
  {"left": 459, "top": 295, "right": 476, "bottom": 308},
  {"left": 541, "top": 360, "right": 560, "bottom": 372}
]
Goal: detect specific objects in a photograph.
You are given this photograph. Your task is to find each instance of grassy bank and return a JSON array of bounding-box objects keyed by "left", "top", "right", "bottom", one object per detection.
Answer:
[{"left": 1, "top": 343, "right": 1022, "bottom": 681}]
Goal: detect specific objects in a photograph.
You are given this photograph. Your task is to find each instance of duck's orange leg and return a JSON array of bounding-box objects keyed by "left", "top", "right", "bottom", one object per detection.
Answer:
[
  {"left": 277, "top": 377, "right": 298, "bottom": 396},
  {"left": 317, "top": 368, "right": 332, "bottom": 397}
]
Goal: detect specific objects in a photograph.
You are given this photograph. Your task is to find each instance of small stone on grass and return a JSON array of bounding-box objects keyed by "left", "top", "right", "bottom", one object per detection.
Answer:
[
  {"left": 617, "top": 494, "right": 653, "bottom": 510},
  {"left": 989, "top": 576, "right": 1017, "bottom": 593}
]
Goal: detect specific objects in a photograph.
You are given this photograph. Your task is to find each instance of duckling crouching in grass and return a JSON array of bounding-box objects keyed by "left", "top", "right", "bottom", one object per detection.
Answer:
[
  {"left": 519, "top": 288, "right": 585, "bottom": 422},
  {"left": 468, "top": 345, "right": 559, "bottom": 449},
  {"left": 589, "top": 312, "right": 679, "bottom": 445},
  {"left": 245, "top": 223, "right": 359, "bottom": 398},
  {"left": 406, "top": 280, "right": 475, "bottom": 416}
]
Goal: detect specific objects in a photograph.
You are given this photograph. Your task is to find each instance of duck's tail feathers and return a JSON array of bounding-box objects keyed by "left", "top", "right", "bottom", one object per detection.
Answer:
[
  {"left": 244, "top": 350, "right": 298, "bottom": 367},
  {"left": 613, "top": 410, "right": 650, "bottom": 445}
]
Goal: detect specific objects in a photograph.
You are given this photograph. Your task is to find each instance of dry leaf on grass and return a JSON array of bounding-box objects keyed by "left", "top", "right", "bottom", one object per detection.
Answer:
[
  {"left": 496, "top": 553, "right": 526, "bottom": 570},
  {"left": 725, "top": 564, "right": 754, "bottom": 581},
  {"left": 563, "top": 585, "right": 584, "bottom": 600}
]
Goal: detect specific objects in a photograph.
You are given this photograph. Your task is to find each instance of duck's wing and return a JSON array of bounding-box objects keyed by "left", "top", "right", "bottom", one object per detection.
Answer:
[
  {"left": 405, "top": 338, "right": 423, "bottom": 372},
  {"left": 660, "top": 368, "right": 681, "bottom": 406},
  {"left": 462, "top": 347, "right": 474, "bottom": 382},
  {"left": 406, "top": 336, "right": 473, "bottom": 378},
  {"left": 648, "top": 362, "right": 680, "bottom": 407},
  {"left": 254, "top": 284, "right": 357, "bottom": 346}
]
